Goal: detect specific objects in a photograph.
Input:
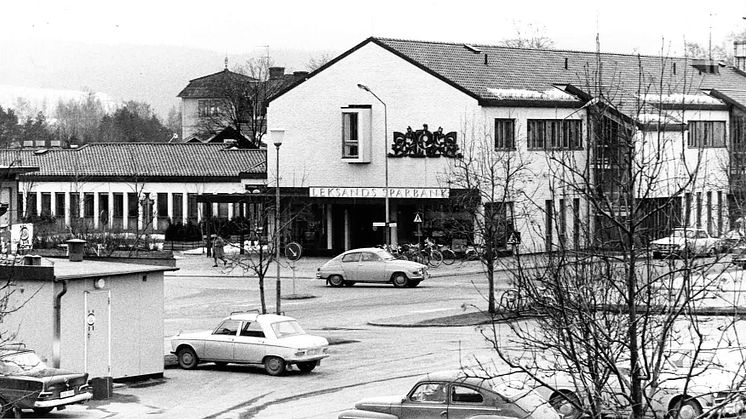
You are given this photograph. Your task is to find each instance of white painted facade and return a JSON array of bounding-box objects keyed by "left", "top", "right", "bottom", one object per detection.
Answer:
[{"left": 268, "top": 40, "right": 734, "bottom": 254}]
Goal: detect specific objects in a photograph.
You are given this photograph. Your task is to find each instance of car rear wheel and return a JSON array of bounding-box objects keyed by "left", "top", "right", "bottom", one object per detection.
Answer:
[
  {"left": 297, "top": 361, "right": 317, "bottom": 373},
  {"left": 177, "top": 347, "right": 199, "bottom": 369},
  {"left": 549, "top": 392, "right": 581, "bottom": 419},
  {"left": 34, "top": 407, "right": 54, "bottom": 415},
  {"left": 668, "top": 399, "right": 702, "bottom": 419},
  {"left": 264, "top": 356, "right": 286, "bottom": 376},
  {"left": 328, "top": 275, "right": 344, "bottom": 287},
  {"left": 392, "top": 273, "right": 409, "bottom": 288}
]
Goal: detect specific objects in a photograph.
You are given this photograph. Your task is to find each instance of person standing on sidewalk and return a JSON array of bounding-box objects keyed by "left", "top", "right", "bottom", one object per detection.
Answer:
[{"left": 212, "top": 234, "right": 227, "bottom": 267}]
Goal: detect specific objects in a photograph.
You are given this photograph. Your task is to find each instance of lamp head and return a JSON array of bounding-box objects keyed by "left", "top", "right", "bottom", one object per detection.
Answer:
[
  {"left": 270, "top": 129, "right": 285, "bottom": 147},
  {"left": 357, "top": 83, "right": 370, "bottom": 92}
]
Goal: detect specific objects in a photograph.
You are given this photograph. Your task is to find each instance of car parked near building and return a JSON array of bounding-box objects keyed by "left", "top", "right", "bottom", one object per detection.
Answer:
[
  {"left": 528, "top": 349, "right": 745, "bottom": 419},
  {"left": 650, "top": 228, "right": 720, "bottom": 258},
  {"left": 338, "top": 370, "right": 559, "bottom": 419},
  {"left": 0, "top": 345, "right": 92, "bottom": 416},
  {"left": 317, "top": 247, "right": 428, "bottom": 288},
  {"left": 170, "top": 311, "right": 329, "bottom": 376}
]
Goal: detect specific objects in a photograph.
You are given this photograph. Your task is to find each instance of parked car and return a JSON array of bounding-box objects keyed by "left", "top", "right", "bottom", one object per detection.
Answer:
[
  {"left": 317, "top": 247, "right": 428, "bottom": 288},
  {"left": 170, "top": 311, "right": 329, "bottom": 376},
  {"left": 527, "top": 349, "right": 745, "bottom": 419},
  {"left": 0, "top": 345, "right": 92, "bottom": 416},
  {"left": 650, "top": 228, "right": 720, "bottom": 258},
  {"left": 338, "top": 370, "right": 560, "bottom": 419}
]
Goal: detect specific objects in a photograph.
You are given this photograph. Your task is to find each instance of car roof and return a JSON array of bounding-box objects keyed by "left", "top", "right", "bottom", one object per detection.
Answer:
[
  {"left": 344, "top": 247, "right": 384, "bottom": 253},
  {"left": 418, "top": 370, "right": 489, "bottom": 387},
  {"left": 225, "top": 312, "right": 296, "bottom": 322}
]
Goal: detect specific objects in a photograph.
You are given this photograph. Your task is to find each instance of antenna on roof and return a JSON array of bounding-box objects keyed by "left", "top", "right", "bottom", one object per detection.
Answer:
[{"left": 225, "top": 54, "right": 229, "bottom": 70}]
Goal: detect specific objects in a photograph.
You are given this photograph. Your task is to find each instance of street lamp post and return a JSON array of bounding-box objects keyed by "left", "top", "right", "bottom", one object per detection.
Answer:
[
  {"left": 357, "top": 84, "right": 389, "bottom": 247},
  {"left": 270, "top": 129, "right": 285, "bottom": 315}
]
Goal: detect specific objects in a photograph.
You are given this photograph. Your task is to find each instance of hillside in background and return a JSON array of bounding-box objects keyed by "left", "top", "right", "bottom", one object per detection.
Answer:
[{"left": 0, "top": 39, "right": 331, "bottom": 119}]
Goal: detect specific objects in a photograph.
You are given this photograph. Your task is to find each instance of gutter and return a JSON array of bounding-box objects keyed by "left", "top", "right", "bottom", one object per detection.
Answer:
[{"left": 52, "top": 276, "right": 67, "bottom": 368}]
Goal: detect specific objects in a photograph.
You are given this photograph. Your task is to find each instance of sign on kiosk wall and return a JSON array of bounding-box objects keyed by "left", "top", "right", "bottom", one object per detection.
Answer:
[
  {"left": 10, "top": 223, "right": 33, "bottom": 254},
  {"left": 310, "top": 187, "right": 449, "bottom": 199}
]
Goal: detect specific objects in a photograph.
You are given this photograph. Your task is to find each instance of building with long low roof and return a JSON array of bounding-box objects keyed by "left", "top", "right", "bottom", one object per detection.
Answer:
[{"left": 0, "top": 142, "right": 266, "bottom": 234}]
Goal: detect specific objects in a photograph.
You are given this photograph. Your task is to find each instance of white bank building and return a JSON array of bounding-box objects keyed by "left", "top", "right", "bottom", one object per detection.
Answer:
[{"left": 268, "top": 37, "right": 746, "bottom": 255}]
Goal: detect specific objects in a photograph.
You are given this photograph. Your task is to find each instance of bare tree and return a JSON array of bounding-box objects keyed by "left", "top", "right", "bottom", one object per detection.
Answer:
[
  {"left": 458, "top": 48, "right": 745, "bottom": 419},
  {"left": 499, "top": 22, "right": 555, "bottom": 49},
  {"left": 306, "top": 52, "right": 335, "bottom": 72}
]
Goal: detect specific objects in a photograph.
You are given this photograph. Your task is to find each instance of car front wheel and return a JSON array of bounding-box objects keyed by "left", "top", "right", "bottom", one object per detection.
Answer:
[
  {"left": 392, "top": 273, "right": 409, "bottom": 288},
  {"left": 264, "top": 356, "right": 286, "bottom": 376},
  {"left": 177, "top": 347, "right": 199, "bottom": 369},
  {"left": 549, "top": 392, "right": 581, "bottom": 419},
  {"left": 328, "top": 275, "right": 344, "bottom": 287},
  {"left": 297, "top": 361, "right": 317, "bottom": 373}
]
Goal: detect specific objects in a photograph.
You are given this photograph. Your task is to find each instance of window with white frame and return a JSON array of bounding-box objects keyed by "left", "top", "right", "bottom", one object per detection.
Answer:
[
  {"left": 527, "top": 119, "right": 582, "bottom": 150},
  {"left": 342, "top": 112, "right": 359, "bottom": 158},
  {"left": 687, "top": 121, "right": 726, "bottom": 148},
  {"left": 494, "top": 119, "right": 515, "bottom": 150}
]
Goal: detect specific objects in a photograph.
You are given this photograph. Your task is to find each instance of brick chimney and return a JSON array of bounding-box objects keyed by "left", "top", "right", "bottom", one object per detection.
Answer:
[{"left": 269, "top": 67, "right": 285, "bottom": 80}]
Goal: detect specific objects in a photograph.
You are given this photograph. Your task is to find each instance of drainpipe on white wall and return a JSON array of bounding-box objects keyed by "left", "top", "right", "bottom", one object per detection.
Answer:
[{"left": 52, "top": 276, "right": 67, "bottom": 368}]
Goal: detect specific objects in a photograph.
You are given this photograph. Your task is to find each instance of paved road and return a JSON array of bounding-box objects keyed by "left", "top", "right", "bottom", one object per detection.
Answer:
[{"left": 57, "top": 254, "right": 511, "bottom": 418}]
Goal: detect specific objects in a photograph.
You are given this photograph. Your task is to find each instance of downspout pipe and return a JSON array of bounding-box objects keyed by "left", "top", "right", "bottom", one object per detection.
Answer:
[{"left": 52, "top": 276, "right": 67, "bottom": 368}]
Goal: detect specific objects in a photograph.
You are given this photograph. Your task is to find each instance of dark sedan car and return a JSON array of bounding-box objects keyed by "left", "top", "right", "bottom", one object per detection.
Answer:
[
  {"left": 0, "top": 346, "right": 92, "bottom": 416},
  {"left": 338, "top": 370, "right": 560, "bottom": 419}
]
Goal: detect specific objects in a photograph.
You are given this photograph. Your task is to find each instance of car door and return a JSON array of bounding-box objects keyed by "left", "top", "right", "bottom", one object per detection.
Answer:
[
  {"left": 233, "top": 320, "right": 267, "bottom": 364},
  {"left": 357, "top": 251, "right": 385, "bottom": 282},
  {"left": 447, "top": 385, "right": 520, "bottom": 419},
  {"left": 204, "top": 319, "right": 240, "bottom": 361},
  {"left": 401, "top": 382, "right": 448, "bottom": 419},
  {"left": 340, "top": 252, "right": 360, "bottom": 282}
]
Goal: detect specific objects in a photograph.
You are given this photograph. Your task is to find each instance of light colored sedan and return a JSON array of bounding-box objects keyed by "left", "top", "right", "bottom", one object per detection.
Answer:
[
  {"left": 170, "top": 312, "right": 329, "bottom": 376},
  {"left": 316, "top": 247, "right": 428, "bottom": 288}
]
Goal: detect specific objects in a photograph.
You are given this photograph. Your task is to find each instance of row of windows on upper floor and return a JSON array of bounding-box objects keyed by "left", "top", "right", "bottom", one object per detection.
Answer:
[
  {"left": 493, "top": 119, "right": 727, "bottom": 151},
  {"left": 339, "top": 111, "right": 728, "bottom": 160}
]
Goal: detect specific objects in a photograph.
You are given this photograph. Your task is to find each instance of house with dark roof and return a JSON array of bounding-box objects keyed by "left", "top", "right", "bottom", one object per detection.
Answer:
[
  {"left": 0, "top": 143, "right": 266, "bottom": 234},
  {"left": 267, "top": 37, "right": 746, "bottom": 254},
  {"left": 178, "top": 65, "right": 308, "bottom": 146}
]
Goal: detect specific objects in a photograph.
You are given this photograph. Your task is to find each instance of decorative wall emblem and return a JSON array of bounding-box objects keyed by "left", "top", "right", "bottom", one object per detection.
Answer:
[{"left": 391, "top": 124, "right": 461, "bottom": 158}]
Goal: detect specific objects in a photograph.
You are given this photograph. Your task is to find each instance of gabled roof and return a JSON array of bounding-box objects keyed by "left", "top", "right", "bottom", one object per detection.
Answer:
[
  {"left": 177, "top": 69, "right": 259, "bottom": 99},
  {"left": 270, "top": 37, "right": 746, "bottom": 114},
  {"left": 0, "top": 143, "right": 265, "bottom": 180}
]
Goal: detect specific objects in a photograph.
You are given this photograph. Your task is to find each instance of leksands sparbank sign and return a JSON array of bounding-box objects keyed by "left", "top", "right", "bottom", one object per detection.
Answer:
[{"left": 310, "top": 187, "right": 449, "bottom": 199}]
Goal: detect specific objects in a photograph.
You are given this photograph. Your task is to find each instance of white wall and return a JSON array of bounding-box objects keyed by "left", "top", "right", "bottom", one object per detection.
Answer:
[{"left": 268, "top": 42, "right": 480, "bottom": 190}]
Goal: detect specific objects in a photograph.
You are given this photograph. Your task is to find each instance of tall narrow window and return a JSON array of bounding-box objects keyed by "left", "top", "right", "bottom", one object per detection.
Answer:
[
  {"left": 717, "top": 191, "right": 723, "bottom": 236},
  {"left": 187, "top": 194, "right": 198, "bottom": 222},
  {"left": 342, "top": 112, "right": 359, "bottom": 158},
  {"left": 70, "top": 194, "right": 80, "bottom": 218},
  {"left": 55, "top": 193, "right": 65, "bottom": 217},
  {"left": 157, "top": 193, "right": 169, "bottom": 218},
  {"left": 494, "top": 119, "right": 515, "bottom": 150},
  {"left": 706, "top": 191, "right": 712, "bottom": 235},
  {"left": 527, "top": 119, "right": 582, "bottom": 150},
  {"left": 559, "top": 199, "right": 566, "bottom": 247},
  {"left": 684, "top": 193, "right": 692, "bottom": 226},
  {"left": 695, "top": 192, "right": 702, "bottom": 228},
  {"left": 173, "top": 193, "right": 183, "bottom": 219},
  {"left": 27, "top": 193, "right": 37, "bottom": 217},
  {"left": 41, "top": 193, "right": 51, "bottom": 217},
  {"left": 545, "top": 200, "right": 553, "bottom": 252},
  {"left": 99, "top": 193, "right": 109, "bottom": 225},
  {"left": 127, "top": 193, "right": 138, "bottom": 217},
  {"left": 83, "top": 193, "right": 94, "bottom": 219},
  {"left": 573, "top": 198, "right": 581, "bottom": 250}
]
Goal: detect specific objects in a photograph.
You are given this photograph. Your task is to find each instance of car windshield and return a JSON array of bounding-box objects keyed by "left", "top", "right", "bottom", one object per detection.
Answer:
[
  {"left": 0, "top": 351, "right": 46, "bottom": 375},
  {"left": 671, "top": 230, "right": 696, "bottom": 239},
  {"left": 271, "top": 320, "right": 305, "bottom": 338}
]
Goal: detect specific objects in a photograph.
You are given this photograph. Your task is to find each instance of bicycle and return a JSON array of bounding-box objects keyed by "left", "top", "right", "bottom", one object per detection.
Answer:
[
  {"left": 422, "top": 241, "right": 443, "bottom": 268},
  {"left": 440, "top": 246, "right": 457, "bottom": 266}
]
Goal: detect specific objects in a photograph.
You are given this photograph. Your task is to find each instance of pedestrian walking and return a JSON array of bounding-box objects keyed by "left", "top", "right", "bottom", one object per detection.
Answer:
[{"left": 212, "top": 234, "right": 227, "bottom": 267}]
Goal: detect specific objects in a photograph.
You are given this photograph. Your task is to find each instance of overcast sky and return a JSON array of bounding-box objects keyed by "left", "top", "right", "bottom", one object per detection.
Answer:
[{"left": 3, "top": 0, "right": 746, "bottom": 56}]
